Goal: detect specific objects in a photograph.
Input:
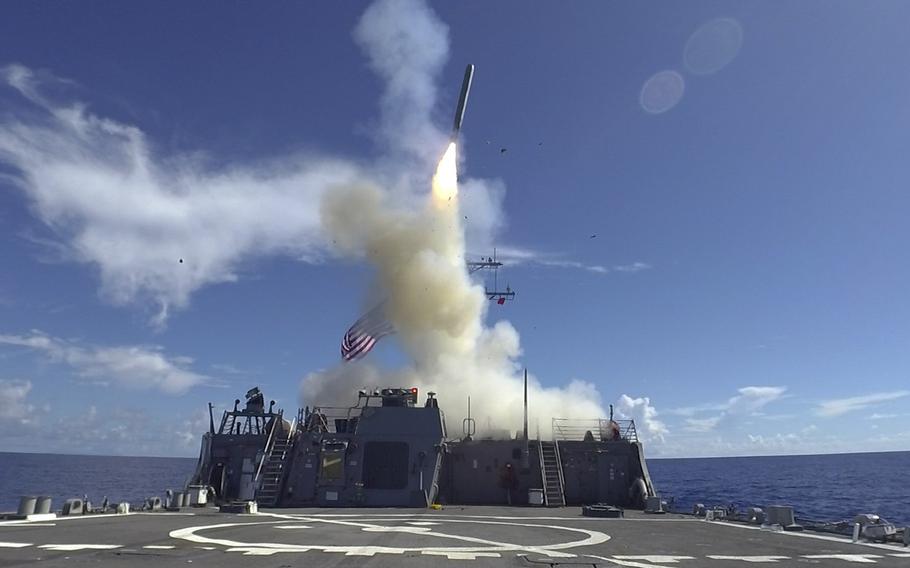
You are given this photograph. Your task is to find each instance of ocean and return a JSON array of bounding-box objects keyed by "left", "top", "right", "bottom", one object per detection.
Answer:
[
  {"left": 1, "top": 450, "right": 907, "bottom": 525},
  {"left": 0, "top": 452, "right": 196, "bottom": 513},
  {"left": 648, "top": 451, "right": 910, "bottom": 526}
]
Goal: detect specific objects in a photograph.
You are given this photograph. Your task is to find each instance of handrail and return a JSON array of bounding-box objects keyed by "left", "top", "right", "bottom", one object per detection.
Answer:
[
  {"left": 537, "top": 439, "right": 548, "bottom": 506},
  {"left": 552, "top": 439, "right": 566, "bottom": 506},
  {"left": 253, "top": 409, "right": 282, "bottom": 484},
  {"left": 551, "top": 417, "right": 639, "bottom": 442}
]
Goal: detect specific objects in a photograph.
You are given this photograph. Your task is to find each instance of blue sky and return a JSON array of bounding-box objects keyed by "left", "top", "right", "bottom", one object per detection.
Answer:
[{"left": 1, "top": 1, "right": 908, "bottom": 458}]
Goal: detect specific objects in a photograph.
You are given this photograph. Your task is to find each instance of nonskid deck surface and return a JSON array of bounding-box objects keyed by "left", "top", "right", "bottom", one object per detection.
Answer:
[{"left": 0, "top": 507, "right": 907, "bottom": 567}]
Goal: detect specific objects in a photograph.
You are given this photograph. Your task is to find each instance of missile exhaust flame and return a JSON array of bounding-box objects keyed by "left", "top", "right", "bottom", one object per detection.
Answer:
[
  {"left": 310, "top": 58, "right": 606, "bottom": 438},
  {"left": 431, "top": 142, "right": 458, "bottom": 203}
]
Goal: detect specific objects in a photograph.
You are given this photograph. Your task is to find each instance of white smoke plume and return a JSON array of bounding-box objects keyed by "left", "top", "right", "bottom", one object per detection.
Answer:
[
  {"left": 0, "top": 0, "right": 613, "bottom": 432},
  {"left": 304, "top": 163, "right": 606, "bottom": 435},
  {"left": 0, "top": 64, "right": 360, "bottom": 328},
  {"left": 300, "top": 0, "right": 606, "bottom": 436}
]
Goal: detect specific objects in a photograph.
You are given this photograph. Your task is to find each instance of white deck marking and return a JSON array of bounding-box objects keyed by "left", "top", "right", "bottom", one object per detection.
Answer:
[
  {"left": 340, "top": 548, "right": 405, "bottom": 556},
  {"left": 142, "top": 545, "right": 175, "bottom": 549},
  {"left": 170, "top": 513, "right": 609, "bottom": 558},
  {"left": 888, "top": 553, "right": 910, "bottom": 557},
  {"left": 586, "top": 555, "right": 669, "bottom": 568},
  {"left": 39, "top": 544, "right": 122, "bottom": 551},
  {"left": 275, "top": 525, "right": 313, "bottom": 529},
  {"left": 704, "top": 519, "right": 908, "bottom": 552},
  {"left": 0, "top": 542, "right": 32, "bottom": 548},
  {"left": 408, "top": 521, "right": 442, "bottom": 526},
  {"left": 361, "top": 525, "right": 432, "bottom": 533},
  {"left": 614, "top": 555, "right": 695, "bottom": 563},
  {"left": 707, "top": 556, "right": 791, "bottom": 563},
  {"left": 423, "top": 551, "right": 502, "bottom": 559},
  {"left": 227, "top": 547, "right": 309, "bottom": 555},
  {"left": 195, "top": 546, "right": 216, "bottom": 550},
  {"left": 0, "top": 519, "right": 56, "bottom": 527},
  {"left": 801, "top": 554, "right": 883, "bottom": 563}
]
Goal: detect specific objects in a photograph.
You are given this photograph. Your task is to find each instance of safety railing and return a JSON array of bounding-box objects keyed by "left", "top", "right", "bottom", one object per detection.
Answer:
[
  {"left": 300, "top": 405, "right": 365, "bottom": 434},
  {"left": 253, "top": 409, "right": 284, "bottom": 483},
  {"left": 551, "top": 418, "right": 638, "bottom": 442}
]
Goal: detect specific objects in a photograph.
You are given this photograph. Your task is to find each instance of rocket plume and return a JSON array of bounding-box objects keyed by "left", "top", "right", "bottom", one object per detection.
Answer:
[
  {"left": 308, "top": 140, "right": 605, "bottom": 437},
  {"left": 301, "top": 0, "right": 607, "bottom": 438},
  {"left": 431, "top": 143, "right": 458, "bottom": 203}
]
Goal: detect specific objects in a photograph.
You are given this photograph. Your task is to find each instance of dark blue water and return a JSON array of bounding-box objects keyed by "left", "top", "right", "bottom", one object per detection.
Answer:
[
  {"left": 2, "top": 451, "right": 907, "bottom": 525},
  {"left": 649, "top": 451, "right": 910, "bottom": 526},
  {"left": 0, "top": 452, "right": 196, "bottom": 512}
]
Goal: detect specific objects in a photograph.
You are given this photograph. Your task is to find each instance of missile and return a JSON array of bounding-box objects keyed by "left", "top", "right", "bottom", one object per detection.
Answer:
[{"left": 452, "top": 64, "right": 475, "bottom": 138}]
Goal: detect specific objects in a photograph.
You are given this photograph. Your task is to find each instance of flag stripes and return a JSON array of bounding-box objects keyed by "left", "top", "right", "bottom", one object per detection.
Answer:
[{"left": 341, "top": 305, "right": 395, "bottom": 361}]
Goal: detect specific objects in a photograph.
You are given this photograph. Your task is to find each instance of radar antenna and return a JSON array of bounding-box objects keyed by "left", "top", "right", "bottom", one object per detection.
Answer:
[{"left": 466, "top": 248, "right": 516, "bottom": 305}]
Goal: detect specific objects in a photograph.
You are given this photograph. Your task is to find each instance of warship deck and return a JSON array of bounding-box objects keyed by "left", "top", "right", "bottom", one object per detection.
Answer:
[{"left": 1, "top": 507, "right": 908, "bottom": 567}]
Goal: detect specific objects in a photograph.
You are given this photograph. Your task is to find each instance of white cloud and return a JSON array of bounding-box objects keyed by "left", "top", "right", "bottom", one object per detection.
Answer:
[
  {"left": 493, "top": 245, "right": 649, "bottom": 276},
  {"left": 0, "top": 379, "right": 36, "bottom": 425},
  {"left": 869, "top": 413, "right": 899, "bottom": 420},
  {"left": 0, "top": 66, "right": 361, "bottom": 327},
  {"left": 175, "top": 408, "right": 213, "bottom": 448},
  {"left": 727, "top": 386, "right": 787, "bottom": 414},
  {"left": 665, "top": 402, "right": 727, "bottom": 417},
  {"left": 615, "top": 394, "right": 668, "bottom": 442},
  {"left": 816, "top": 390, "right": 910, "bottom": 417},
  {"left": 684, "top": 416, "right": 720, "bottom": 432},
  {"left": 0, "top": 331, "right": 208, "bottom": 395},
  {"left": 613, "top": 262, "right": 651, "bottom": 273},
  {"left": 0, "top": 386, "right": 212, "bottom": 456},
  {"left": 676, "top": 385, "right": 787, "bottom": 432},
  {"left": 0, "top": 0, "right": 506, "bottom": 328},
  {"left": 747, "top": 432, "right": 800, "bottom": 449}
]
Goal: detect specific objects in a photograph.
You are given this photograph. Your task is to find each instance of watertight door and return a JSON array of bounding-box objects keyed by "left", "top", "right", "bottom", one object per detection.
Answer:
[{"left": 597, "top": 454, "right": 628, "bottom": 505}]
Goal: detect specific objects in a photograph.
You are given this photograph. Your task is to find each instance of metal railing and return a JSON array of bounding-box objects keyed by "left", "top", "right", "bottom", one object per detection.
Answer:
[
  {"left": 252, "top": 410, "right": 284, "bottom": 484},
  {"left": 551, "top": 418, "right": 639, "bottom": 442},
  {"left": 552, "top": 440, "right": 566, "bottom": 506},
  {"left": 301, "top": 405, "right": 365, "bottom": 434}
]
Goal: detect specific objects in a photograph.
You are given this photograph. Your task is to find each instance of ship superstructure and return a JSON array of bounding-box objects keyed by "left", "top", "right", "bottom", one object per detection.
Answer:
[{"left": 190, "top": 386, "right": 655, "bottom": 509}]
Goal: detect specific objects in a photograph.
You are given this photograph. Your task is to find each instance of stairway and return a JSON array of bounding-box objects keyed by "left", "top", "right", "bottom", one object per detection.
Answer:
[
  {"left": 255, "top": 431, "right": 293, "bottom": 507},
  {"left": 539, "top": 440, "right": 566, "bottom": 507}
]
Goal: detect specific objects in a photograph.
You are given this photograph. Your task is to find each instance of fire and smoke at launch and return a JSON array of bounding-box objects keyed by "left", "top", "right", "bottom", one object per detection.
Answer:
[{"left": 304, "top": 133, "right": 606, "bottom": 438}]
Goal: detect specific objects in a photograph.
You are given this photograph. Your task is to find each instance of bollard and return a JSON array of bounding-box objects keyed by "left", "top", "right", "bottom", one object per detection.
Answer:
[
  {"left": 171, "top": 491, "right": 185, "bottom": 510},
  {"left": 644, "top": 496, "right": 666, "bottom": 514},
  {"left": 62, "top": 498, "right": 84, "bottom": 516},
  {"left": 17, "top": 496, "right": 37, "bottom": 516},
  {"left": 116, "top": 502, "right": 130, "bottom": 514},
  {"left": 182, "top": 492, "right": 191, "bottom": 508},
  {"left": 35, "top": 496, "right": 52, "bottom": 515},
  {"left": 17, "top": 496, "right": 37, "bottom": 517},
  {"left": 853, "top": 523, "right": 861, "bottom": 542},
  {"left": 767, "top": 505, "right": 802, "bottom": 531}
]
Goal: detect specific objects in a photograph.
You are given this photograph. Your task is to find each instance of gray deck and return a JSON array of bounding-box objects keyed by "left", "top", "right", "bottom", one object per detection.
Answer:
[{"left": 1, "top": 507, "right": 908, "bottom": 567}]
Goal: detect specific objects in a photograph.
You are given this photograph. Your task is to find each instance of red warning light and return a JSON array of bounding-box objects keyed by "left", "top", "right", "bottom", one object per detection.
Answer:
[{"left": 411, "top": 388, "right": 418, "bottom": 394}]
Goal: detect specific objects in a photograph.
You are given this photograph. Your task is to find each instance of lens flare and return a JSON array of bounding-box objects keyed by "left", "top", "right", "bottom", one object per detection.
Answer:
[{"left": 431, "top": 142, "right": 458, "bottom": 202}]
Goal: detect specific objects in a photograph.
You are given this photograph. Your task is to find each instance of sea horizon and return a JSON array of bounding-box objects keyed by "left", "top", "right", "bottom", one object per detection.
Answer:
[{"left": 2, "top": 448, "right": 907, "bottom": 461}]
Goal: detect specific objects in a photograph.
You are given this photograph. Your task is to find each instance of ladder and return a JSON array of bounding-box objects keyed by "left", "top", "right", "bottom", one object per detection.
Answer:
[
  {"left": 539, "top": 440, "right": 566, "bottom": 507},
  {"left": 255, "top": 426, "right": 293, "bottom": 507}
]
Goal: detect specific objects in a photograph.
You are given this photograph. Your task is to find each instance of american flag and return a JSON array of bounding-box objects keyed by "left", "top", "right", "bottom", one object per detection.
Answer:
[{"left": 341, "top": 304, "right": 396, "bottom": 361}]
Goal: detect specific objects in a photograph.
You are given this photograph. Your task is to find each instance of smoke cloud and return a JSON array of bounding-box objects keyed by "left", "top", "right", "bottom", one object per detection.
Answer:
[
  {"left": 0, "top": 0, "right": 618, "bottom": 433},
  {"left": 300, "top": 1, "right": 606, "bottom": 436}
]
